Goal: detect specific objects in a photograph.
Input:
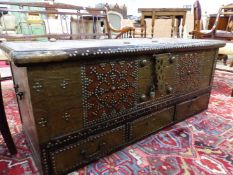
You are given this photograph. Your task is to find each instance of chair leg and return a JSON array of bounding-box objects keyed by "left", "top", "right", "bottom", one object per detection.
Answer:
[
  {"left": 223, "top": 55, "right": 228, "bottom": 66},
  {"left": 230, "top": 60, "right": 233, "bottom": 67},
  {"left": 0, "top": 81, "right": 17, "bottom": 155},
  {"left": 218, "top": 54, "right": 228, "bottom": 65}
]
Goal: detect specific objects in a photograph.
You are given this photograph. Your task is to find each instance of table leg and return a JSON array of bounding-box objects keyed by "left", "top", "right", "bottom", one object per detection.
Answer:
[
  {"left": 141, "top": 15, "right": 145, "bottom": 37},
  {"left": 151, "top": 12, "right": 155, "bottom": 38},
  {"left": 171, "top": 16, "right": 175, "bottom": 37},
  {"left": 0, "top": 78, "right": 17, "bottom": 155},
  {"left": 181, "top": 15, "right": 186, "bottom": 38},
  {"left": 176, "top": 16, "right": 181, "bottom": 38}
]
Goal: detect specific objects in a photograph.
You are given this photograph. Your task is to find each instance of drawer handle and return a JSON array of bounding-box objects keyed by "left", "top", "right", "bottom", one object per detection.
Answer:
[
  {"left": 80, "top": 149, "right": 90, "bottom": 160},
  {"left": 80, "top": 142, "right": 107, "bottom": 161},
  {"left": 149, "top": 84, "right": 155, "bottom": 98},
  {"left": 98, "top": 141, "right": 107, "bottom": 150}
]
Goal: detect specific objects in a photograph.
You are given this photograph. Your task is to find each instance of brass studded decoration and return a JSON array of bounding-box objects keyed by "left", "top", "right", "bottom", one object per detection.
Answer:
[
  {"left": 32, "top": 81, "right": 43, "bottom": 92},
  {"left": 175, "top": 53, "right": 201, "bottom": 93},
  {"left": 155, "top": 54, "right": 175, "bottom": 97},
  {"left": 81, "top": 60, "right": 138, "bottom": 125}
]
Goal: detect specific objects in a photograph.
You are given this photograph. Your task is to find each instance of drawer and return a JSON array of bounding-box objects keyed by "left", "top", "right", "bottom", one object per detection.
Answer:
[
  {"left": 130, "top": 106, "right": 174, "bottom": 141},
  {"left": 175, "top": 93, "right": 210, "bottom": 121},
  {"left": 50, "top": 125, "right": 126, "bottom": 175}
]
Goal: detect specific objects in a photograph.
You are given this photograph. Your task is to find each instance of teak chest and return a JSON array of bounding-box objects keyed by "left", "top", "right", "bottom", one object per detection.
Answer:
[{"left": 0, "top": 38, "right": 225, "bottom": 175}]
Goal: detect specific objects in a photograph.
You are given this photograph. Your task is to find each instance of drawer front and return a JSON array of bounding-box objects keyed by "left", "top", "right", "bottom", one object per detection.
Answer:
[
  {"left": 50, "top": 126, "right": 125, "bottom": 175},
  {"left": 175, "top": 93, "right": 210, "bottom": 120},
  {"left": 130, "top": 106, "right": 174, "bottom": 141}
]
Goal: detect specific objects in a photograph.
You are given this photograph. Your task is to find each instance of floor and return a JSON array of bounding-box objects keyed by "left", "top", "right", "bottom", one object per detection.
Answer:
[{"left": 216, "top": 56, "right": 233, "bottom": 73}]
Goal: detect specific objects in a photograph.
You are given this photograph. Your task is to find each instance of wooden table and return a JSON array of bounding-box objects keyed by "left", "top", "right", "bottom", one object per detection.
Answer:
[{"left": 138, "top": 8, "right": 191, "bottom": 38}]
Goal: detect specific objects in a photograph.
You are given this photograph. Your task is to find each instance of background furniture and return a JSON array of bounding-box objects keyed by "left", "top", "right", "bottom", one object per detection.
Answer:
[
  {"left": 0, "top": 1, "right": 134, "bottom": 41},
  {"left": 191, "top": 0, "right": 233, "bottom": 67},
  {"left": 104, "top": 3, "right": 127, "bottom": 19},
  {"left": 108, "top": 11, "right": 123, "bottom": 30},
  {"left": 0, "top": 74, "right": 17, "bottom": 155},
  {"left": 0, "top": 12, "right": 17, "bottom": 35},
  {"left": 208, "top": 14, "right": 233, "bottom": 31},
  {"left": 138, "top": 8, "right": 190, "bottom": 38},
  {"left": 1, "top": 38, "right": 224, "bottom": 175},
  {"left": 192, "top": 1, "right": 233, "bottom": 40}
]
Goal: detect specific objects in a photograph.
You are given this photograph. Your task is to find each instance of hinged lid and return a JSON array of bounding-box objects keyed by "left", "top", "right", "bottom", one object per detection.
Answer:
[{"left": 0, "top": 38, "right": 225, "bottom": 66}]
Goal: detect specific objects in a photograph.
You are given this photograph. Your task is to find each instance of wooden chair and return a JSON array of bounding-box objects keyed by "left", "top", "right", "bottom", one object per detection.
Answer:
[
  {"left": 0, "top": 74, "right": 17, "bottom": 155},
  {"left": 191, "top": 1, "right": 233, "bottom": 66},
  {"left": 191, "top": 1, "right": 233, "bottom": 40}
]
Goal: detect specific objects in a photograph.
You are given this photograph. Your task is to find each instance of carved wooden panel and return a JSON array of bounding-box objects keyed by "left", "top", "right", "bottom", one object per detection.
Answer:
[
  {"left": 174, "top": 50, "right": 217, "bottom": 94},
  {"left": 175, "top": 52, "right": 201, "bottom": 94},
  {"left": 28, "top": 62, "right": 83, "bottom": 143},
  {"left": 81, "top": 60, "right": 138, "bottom": 126},
  {"left": 198, "top": 50, "right": 217, "bottom": 89}
]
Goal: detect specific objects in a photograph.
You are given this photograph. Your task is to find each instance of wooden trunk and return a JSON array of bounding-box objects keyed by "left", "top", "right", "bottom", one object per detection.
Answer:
[{"left": 0, "top": 38, "right": 225, "bottom": 175}]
